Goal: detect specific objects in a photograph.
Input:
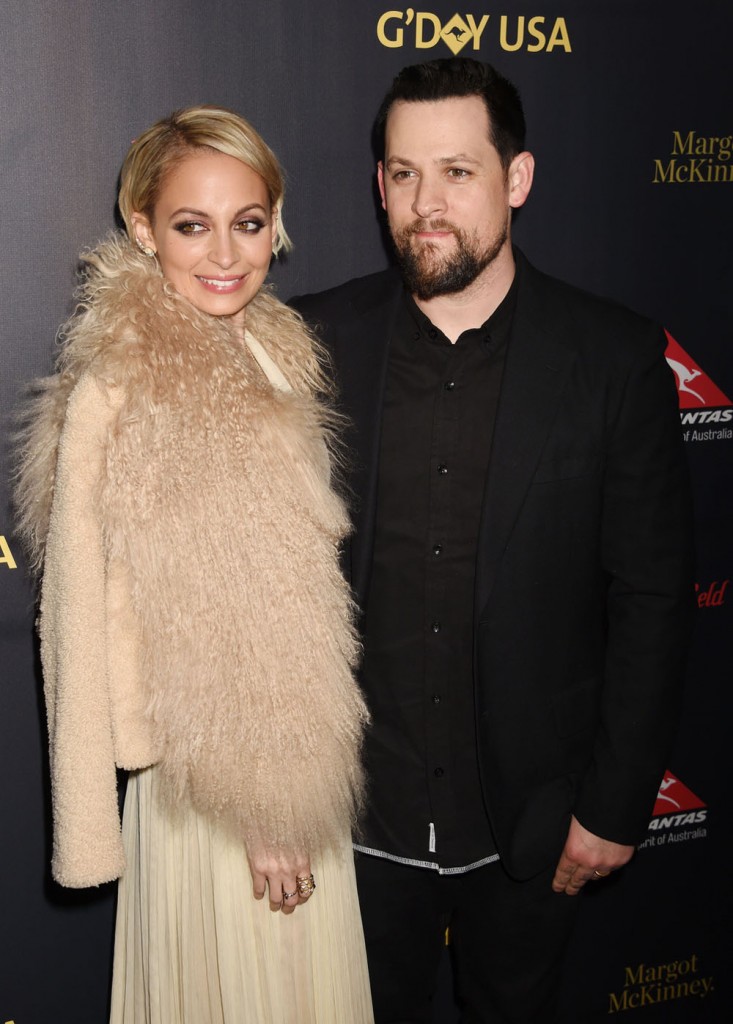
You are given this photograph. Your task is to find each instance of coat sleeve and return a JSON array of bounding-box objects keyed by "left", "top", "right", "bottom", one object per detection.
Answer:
[
  {"left": 573, "top": 326, "right": 695, "bottom": 845},
  {"left": 39, "top": 372, "right": 127, "bottom": 887}
]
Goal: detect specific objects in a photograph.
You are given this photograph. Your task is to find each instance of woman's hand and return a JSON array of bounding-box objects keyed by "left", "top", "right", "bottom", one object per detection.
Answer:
[{"left": 248, "top": 849, "right": 315, "bottom": 914}]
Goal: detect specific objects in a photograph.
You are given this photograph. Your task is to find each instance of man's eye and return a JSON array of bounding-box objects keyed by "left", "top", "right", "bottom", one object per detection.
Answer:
[{"left": 448, "top": 168, "right": 470, "bottom": 179}]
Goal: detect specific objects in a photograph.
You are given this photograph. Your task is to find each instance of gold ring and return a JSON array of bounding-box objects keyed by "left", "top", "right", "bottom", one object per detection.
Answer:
[
  {"left": 296, "top": 873, "right": 316, "bottom": 898},
  {"left": 593, "top": 869, "right": 610, "bottom": 878}
]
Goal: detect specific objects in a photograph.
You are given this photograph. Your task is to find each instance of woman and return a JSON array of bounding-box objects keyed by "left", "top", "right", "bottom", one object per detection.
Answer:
[{"left": 15, "top": 107, "right": 373, "bottom": 1023}]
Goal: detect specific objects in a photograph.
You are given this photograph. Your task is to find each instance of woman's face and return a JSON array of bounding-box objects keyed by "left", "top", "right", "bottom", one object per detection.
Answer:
[{"left": 132, "top": 149, "right": 276, "bottom": 329}]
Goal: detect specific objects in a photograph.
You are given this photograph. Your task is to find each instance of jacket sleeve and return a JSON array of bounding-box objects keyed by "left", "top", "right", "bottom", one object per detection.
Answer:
[
  {"left": 574, "top": 326, "right": 695, "bottom": 845},
  {"left": 39, "top": 372, "right": 127, "bottom": 887}
]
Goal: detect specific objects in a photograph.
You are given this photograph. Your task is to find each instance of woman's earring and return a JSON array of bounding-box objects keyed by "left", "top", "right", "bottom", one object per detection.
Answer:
[
  {"left": 135, "top": 238, "right": 156, "bottom": 258},
  {"left": 271, "top": 209, "right": 280, "bottom": 258}
]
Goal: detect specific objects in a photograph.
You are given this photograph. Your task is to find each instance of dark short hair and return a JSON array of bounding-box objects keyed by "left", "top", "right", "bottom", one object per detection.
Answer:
[{"left": 374, "top": 58, "right": 526, "bottom": 170}]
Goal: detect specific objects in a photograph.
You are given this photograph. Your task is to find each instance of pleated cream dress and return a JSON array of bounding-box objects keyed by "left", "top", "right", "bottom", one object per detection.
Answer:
[
  {"left": 109, "top": 335, "right": 373, "bottom": 1023},
  {"left": 109, "top": 766, "right": 374, "bottom": 1023}
]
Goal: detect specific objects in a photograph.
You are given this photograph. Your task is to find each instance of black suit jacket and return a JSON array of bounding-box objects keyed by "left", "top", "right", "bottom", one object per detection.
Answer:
[{"left": 291, "top": 250, "right": 694, "bottom": 879}]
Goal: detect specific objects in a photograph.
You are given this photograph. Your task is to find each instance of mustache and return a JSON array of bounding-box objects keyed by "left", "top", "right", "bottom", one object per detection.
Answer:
[{"left": 405, "top": 219, "right": 460, "bottom": 236}]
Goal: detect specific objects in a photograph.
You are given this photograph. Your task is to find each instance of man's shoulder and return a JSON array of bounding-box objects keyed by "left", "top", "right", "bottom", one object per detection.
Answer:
[
  {"left": 516, "top": 250, "right": 667, "bottom": 374},
  {"left": 289, "top": 267, "right": 401, "bottom": 322},
  {"left": 518, "top": 250, "right": 660, "bottom": 345}
]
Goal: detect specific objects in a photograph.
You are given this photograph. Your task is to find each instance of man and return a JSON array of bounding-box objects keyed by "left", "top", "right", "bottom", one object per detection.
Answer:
[{"left": 292, "top": 58, "right": 693, "bottom": 1023}]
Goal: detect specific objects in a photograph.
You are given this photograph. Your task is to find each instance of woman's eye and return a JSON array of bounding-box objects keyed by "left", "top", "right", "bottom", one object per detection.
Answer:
[
  {"left": 174, "top": 221, "right": 205, "bottom": 236},
  {"left": 236, "top": 219, "right": 265, "bottom": 233}
]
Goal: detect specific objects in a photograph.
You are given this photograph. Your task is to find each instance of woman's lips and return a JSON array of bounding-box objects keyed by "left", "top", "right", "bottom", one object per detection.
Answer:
[{"left": 196, "top": 275, "right": 246, "bottom": 293}]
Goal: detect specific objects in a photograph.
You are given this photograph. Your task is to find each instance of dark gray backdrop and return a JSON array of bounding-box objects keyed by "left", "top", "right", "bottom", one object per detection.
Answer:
[{"left": 2, "top": 2, "right": 731, "bottom": 1021}]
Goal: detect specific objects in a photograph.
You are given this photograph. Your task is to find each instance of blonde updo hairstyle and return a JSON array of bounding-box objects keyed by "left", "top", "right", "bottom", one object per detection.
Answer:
[{"left": 118, "top": 105, "right": 291, "bottom": 255}]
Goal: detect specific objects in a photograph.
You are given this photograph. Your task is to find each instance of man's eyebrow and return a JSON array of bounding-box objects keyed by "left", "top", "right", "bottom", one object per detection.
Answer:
[
  {"left": 385, "top": 153, "right": 481, "bottom": 169},
  {"left": 437, "top": 153, "right": 481, "bottom": 166}
]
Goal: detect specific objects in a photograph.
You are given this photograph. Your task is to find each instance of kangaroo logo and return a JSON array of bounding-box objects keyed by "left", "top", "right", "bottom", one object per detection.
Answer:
[
  {"left": 655, "top": 774, "right": 682, "bottom": 809},
  {"left": 651, "top": 770, "right": 706, "bottom": 816},
  {"left": 664, "top": 330, "right": 732, "bottom": 410},
  {"left": 665, "top": 357, "right": 706, "bottom": 404}
]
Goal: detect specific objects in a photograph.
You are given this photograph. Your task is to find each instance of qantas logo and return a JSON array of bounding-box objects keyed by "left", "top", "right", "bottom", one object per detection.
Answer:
[
  {"left": 665, "top": 333, "right": 733, "bottom": 437},
  {"left": 645, "top": 770, "right": 708, "bottom": 836},
  {"left": 664, "top": 332, "right": 731, "bottom": 409},
  {"left": 652, "top": 770, "right": 705, "bottom": 815},
  {"left": 667, "top": 359, "right": 704, "bottom": 404}
]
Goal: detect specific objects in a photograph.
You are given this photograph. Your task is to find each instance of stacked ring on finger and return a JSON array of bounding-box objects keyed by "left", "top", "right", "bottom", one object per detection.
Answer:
[{"left": 296, "top": 873, "right": 316, "bottom": 898}]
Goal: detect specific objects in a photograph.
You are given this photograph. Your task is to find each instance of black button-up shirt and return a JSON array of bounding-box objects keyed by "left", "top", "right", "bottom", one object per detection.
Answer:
[{"left": 356, "top": 277, "right": 517, "bottom": 872}]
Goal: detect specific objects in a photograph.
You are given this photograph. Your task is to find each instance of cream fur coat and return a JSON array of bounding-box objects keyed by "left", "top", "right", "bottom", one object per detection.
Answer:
[{"left": 16, "top": 236, "right": 368, "bottom": 888}]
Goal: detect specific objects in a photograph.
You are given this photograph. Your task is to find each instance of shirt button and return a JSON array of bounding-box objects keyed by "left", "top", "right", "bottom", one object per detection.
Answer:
[
  {"left": 444, "top": 380, "right": 455, "bottom": 390},
  {"left": 432, "top": 694, "right": 441, "bottom": 705},
  {"left": 434, "top": 767, "right": 444, "bottom": 778},
  {"left": 429, "top": 329, "right": 437, "bottom": 339},
  {"left": 432, "top": 543, "right": 443, "bottom": 556},
  {"left": 437, "top": 463, "right": 448, "bottom": 475},
  {"left": 431, "top": 621, "right": 441, "bottom": 633}
]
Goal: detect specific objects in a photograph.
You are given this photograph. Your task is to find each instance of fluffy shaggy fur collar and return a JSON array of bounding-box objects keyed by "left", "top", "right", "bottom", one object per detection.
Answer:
[{"left": 17, "top": 235, "right": 367, "bottom": 856}]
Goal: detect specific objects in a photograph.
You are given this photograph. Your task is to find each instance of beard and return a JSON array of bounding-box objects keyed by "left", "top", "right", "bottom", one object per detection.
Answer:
[{"left": 391, "top": 217, "right": 508, "bottom": 301}]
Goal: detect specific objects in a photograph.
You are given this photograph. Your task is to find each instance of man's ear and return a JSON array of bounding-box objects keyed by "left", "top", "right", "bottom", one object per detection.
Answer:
[
  {"left": 507, "top": 152, "right": 535, "bottom": 210},
  {"left": 377, "top": 161, "right": 387, "bottom": 211},
  {"left": 130, "top": 212, "right": 156, "bottom": 253}
]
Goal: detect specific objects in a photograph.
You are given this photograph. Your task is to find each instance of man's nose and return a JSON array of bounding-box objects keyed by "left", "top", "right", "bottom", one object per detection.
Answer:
[{"left": 411, "top": 177, "right": 447, "bottom": 219}]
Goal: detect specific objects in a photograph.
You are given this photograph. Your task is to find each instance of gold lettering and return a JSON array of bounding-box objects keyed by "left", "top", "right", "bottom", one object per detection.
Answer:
[
  {"left": 672, "top": 130, "right": 694, "bottom": 155},
  {"left": 625, "top": 964, "right": 644, "bottom": 985},
  {"left": 0, "top": 535, "right": 18, "bottom": 570},
  {"left": 673, "top": 132, "right": 733, "bottom": 161},
  {"left": 653, "top": 157, "right": 733, "bottom": 183},
  {"left": 653, "top": 159, "right": 677, "bottom": 183},
  {"left": 465, "top": 13, "right": 490, "bottom": 50},
  {"left": 526, "top": 16, "right": 546, "bottom": 52},
  {"left": 377, "top": 11, "right": 405, "bottom": 48},
  {"left": 416, "top": 11, "right": 441, "bottom": 48},
  {"left": 609, "top": 989, "right": 630, "bottom": 1013},
  {"left": 664, "top": 960, "right": 680, "bottom": 983},
  {"left": 500, "top": 15, "right": 524, "bottom": 51},
  {"left": 547, "top": 17, "right": 572, "bottom": 52}
]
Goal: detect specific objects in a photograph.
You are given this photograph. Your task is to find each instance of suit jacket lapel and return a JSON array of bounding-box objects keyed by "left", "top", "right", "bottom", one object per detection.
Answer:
[{"left": 475, "top": 258, "right": 576, "bottom": 617}]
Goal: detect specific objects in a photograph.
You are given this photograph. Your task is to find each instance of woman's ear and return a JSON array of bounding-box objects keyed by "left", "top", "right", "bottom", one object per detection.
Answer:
[{"left": 130, "top": 212, "right": 157, "bottom": 255}]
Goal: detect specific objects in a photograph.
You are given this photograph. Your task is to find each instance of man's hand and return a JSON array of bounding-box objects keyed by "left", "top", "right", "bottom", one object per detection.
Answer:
[{"left": 551, "top": 815, "right": 635, "bottom": 895}]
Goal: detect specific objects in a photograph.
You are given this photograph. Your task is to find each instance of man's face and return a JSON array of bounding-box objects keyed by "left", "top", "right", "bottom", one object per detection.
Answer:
[{"left": 378, "top": 95, "right": 530, "bottom": 300}]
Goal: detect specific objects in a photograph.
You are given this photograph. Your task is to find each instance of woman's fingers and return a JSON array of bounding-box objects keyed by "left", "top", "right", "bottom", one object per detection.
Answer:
[{"left": 248, "top": 851, "right": 314, "bottom": 913}]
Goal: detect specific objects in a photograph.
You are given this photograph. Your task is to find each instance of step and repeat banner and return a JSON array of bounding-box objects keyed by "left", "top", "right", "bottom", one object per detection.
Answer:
[{"left": 1, "top": 2, "right": 730, "bottom": 1021}]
